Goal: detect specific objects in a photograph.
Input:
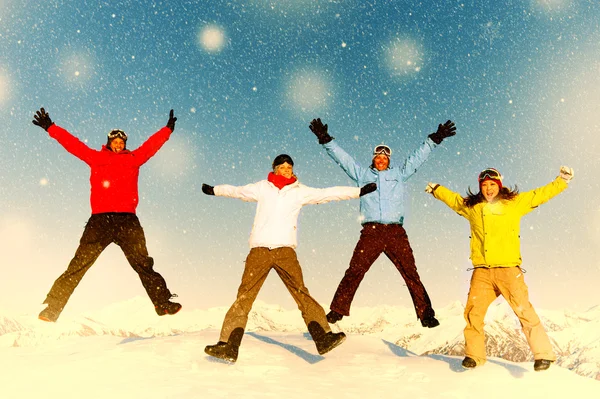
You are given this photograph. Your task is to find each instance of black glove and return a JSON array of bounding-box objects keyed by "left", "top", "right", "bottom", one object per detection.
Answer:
[
  {"left": 359, "top": 182, "right": 377, "bottom": 197},
  {"left": 202, "top": 184, "right": 215, "bottom": 196},
  {"left": 428, "top": 120, "right": 456, "bottom": 144},
  {"left": 309, "top": 118, "right": 333, "bottom": 144},
  {"left": 32, "top": 107, "right": 54, "bottom": 131},
  {"left": 166, "top": 109, "right": 177, "bottom": 131}
]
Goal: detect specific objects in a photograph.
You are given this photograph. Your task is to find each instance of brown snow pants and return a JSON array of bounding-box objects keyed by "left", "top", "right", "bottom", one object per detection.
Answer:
[
  {"left": 464, "top": 267, "right": 556, "bottom": 365},
  {"left": 219, "top": 246, "right": 331, "bottom": 342},
  {"left": 330, "top": 223, "right": 435, "bottom": 320},
  {"left": 42, "top": 213, "right": 173, "bottom": 313}
]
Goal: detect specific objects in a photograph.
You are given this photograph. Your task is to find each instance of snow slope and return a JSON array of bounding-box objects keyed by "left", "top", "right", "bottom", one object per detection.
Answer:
[{"left": 0, "top": 298, "right": 599, "bottom": 399}]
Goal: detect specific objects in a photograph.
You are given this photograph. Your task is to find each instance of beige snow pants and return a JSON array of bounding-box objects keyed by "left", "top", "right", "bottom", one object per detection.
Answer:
[
  {"left": 219, "top": 247, "right": 331, "bottom": 342},
  {"left": 464, "top": 267, "right": 556, "bottom": 365}
]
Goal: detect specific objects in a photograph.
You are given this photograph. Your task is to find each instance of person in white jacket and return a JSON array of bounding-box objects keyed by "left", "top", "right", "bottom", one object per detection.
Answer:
[{"left": 201, "top": 154, "right": 376, "bottom": 362}]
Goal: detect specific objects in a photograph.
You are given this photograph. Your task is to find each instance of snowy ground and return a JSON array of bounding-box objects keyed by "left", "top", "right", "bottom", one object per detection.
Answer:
[
  {"left": 1, "top": 330, "right": 598, "bottom": 399},
  {"left": 1, "top": 300, "right": 599, "bottom": 399}
]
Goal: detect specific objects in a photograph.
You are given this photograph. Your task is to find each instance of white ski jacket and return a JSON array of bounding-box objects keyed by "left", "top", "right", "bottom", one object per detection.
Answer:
[{"left": 214, "top": 179, "right": 360, "bottom": 249}]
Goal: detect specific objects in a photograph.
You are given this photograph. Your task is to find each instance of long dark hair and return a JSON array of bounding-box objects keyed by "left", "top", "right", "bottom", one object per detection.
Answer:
[{"left": 463, "top": 185, "right": 519, "bottom": 208}]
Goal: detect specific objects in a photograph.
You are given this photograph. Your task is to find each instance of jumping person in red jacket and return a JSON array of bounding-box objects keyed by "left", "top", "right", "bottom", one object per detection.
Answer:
[{"left": 32, "top": 107, "right": 182, "bottom": 322}]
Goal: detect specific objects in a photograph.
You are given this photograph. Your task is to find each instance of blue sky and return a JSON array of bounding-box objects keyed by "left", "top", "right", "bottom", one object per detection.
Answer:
[{"left": 0, "top": 0, "right": 598, "bottom": 316}]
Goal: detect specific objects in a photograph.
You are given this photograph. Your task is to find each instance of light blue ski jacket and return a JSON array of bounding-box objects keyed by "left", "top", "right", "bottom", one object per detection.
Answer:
[{"left": 323, "top": 138, "right": 437, "bottom": 225}]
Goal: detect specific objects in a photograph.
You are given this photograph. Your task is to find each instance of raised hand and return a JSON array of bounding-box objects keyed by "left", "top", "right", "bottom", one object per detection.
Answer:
[
  {"left": 425, "top": 182, "right": 440, "bottom": 194},
  {"left": 166, "top": 109, "right": 177, "bottom": 131},
  {"left": 32, "top": 108, "right": 54, "bottom": 131},
  {"left": 559, "top": 166, "right": 574, "bottom": 183},
  {"left": 309, "top": 118, "right": 333, "bottom": 144},
  {"left": 359, "top": 182, "right": 377, "bottom": 197},
  {"left": 202, "top": 184, "right": 215, "bottom": 196},
  {"left": 428, "top": 120, "right": 456, "bottom": 144}
]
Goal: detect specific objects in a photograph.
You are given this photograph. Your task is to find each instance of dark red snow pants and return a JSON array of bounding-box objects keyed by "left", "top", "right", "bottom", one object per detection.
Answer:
[
  {"left": 329, "top": 223, "right": 435, "bottom": 320},
  {"left": 42, "top": 213, "right": 173, "bottom": 313}
]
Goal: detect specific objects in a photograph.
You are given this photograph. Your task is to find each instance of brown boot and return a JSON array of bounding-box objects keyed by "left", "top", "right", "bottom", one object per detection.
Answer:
[
  {"left": 308, "top": 321, "right": 346, "bottom": 355},
  {"left": 204, "top": 328, "right": 245, "bottom": 363},
  {"left": 534, "top": 359, "right": 553, "bottom": 371}
]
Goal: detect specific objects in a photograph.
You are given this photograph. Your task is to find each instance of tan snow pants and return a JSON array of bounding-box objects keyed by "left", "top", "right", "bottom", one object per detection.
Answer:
[
  {"left": 219, "top": 247, "right": 330, "bottom": 342},
  {"left": 464, "top": 267, "right": 556, "bottom": 365}
]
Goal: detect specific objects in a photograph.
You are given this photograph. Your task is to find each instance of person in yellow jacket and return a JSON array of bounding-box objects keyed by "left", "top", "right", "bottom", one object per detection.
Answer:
[{"left": 425, "top": 166, "right": 574, "bottom": 371}]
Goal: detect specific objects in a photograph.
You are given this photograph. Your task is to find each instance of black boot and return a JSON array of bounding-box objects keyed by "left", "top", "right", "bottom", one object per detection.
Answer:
[
  {"left": 38, "top": 305, "right": 61, "bottom": 323},
  {"left": 308, "top": 321, "right": 346, "bottom": 355},
  {"left": 204, "top": 328, "right": 245, "bottom": 363},
  {"left": 155, "top": 294, "right": 182, "bottom": 316},
  {"left": 326, "top": 310, "right": 344, "bottom": 324},
  {"left": 420, "top": 316, "right": 440, "bottom": 328},
  {"left": 462, "top": 357, "right": 477, "bottom": 369},
  {"left": 533, "top": 359, "right": 553, "bottom": 371}
]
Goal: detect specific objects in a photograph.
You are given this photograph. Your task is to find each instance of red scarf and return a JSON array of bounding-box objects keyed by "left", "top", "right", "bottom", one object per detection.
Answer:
[{"left": 268, "top": 172, "right": 297, "bottom": 190}]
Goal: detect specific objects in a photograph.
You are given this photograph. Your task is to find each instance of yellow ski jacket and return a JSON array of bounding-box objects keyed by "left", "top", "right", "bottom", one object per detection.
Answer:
[{"left": 432, "top": 177, "right": 568, "bottom": 267}]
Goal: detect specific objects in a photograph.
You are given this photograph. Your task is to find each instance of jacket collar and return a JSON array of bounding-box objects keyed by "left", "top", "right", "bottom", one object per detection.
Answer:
[{"left": 101, "top": 145, "right": 131, "bottom": 154}]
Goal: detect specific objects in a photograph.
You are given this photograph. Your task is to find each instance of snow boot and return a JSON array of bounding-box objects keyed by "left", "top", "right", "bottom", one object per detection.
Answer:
[
  {"left": 420, "top": 316, "right": 440, "bottom": 328},
  {"left": 326, "top": 310, "right": 344, "bottom": 324},
  {"left": 155, "top": 294, "right": 182, "bottom": 316},
  {"left": 462, "top": 357, "right": 477, "bottom": 369},
  {"left": 204, "top": 328, "right": 245, "bottom": 363},
  {"left": 533, "top": 359, "right": 553, "bottom": 372},
  {"left": 308, "top": 321, "right": 346, "bottom": 355},
  {"left": 38, "top": 305, "right": 61, "bottom": 323}
]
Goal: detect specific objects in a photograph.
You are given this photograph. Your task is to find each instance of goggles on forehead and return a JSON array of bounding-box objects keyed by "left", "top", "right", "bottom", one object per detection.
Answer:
[
  {"left": 108, "top": 129, "right": 128, "bottom": 141},
  {"left": 478, "top": 168, "right": 502, "bottom": 182},
  {"left": 373, "top": 144, "right": 392, "bottom": 157}
]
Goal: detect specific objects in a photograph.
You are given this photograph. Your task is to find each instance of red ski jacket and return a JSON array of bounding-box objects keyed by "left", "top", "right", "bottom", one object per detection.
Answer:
[{"left": 47, "top": 124, "right": 172, "bottom": 214}]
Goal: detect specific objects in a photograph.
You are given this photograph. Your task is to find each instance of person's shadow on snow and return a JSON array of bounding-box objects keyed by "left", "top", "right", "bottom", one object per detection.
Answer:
[
  {"left": 486, "top": 358, "right": 528, "bottom": 378},
  {"left": 119, "top": 336, "right": 156, "bottom": 344},
  {"left": 381, "top": 339, "right": 418, "bottom": 357},
  {"left": 427, "top": 353, "right": 473, "bottom": 373},
  {"left": 382, "top": 340, "right": 490, "bottom": 375},
  {"left": 427, "top": 354, "right": 527, "bottom": 377},
  {"left": 246, "top": 332, "right": 324, "bottom": 364}
]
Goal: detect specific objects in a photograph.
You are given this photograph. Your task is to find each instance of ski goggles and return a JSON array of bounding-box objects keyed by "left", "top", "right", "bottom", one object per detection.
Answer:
[
  {"left": 373, "top": 144, "right": 392, "bottom": 157},
  {"left": 478, "top": 168, "right": 502, "bottom": 182},
  {"left": 108, "top": 129, "right": 128, "bottom": 141}
]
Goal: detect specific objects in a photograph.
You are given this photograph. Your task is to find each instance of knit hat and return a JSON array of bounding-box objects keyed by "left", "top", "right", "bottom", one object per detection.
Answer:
[
  {"left": 272, "top": 154, "right": 294, "bottom": 170},
  {"left": 478, "top": 168, "right": 503, "bottom": 190}
]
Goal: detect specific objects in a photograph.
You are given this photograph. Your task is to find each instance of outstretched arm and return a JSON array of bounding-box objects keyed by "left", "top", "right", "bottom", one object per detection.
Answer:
[
  {"left": 33, "top": 107, "right": 97, "bottom": 164},
  {"left": 132, "top": 109, "right": 176, "bottom": 166},
  {"left": 204, "top": 181, "right": 262, "bottom": 202},
  {"left": 399, "top": 120, "right": 456, "bottom": 181},
  {"left": 514, "top": 166, "right": 573, "bottom": 214},
  {"left": 308, "top": 118, "right": 364, "bottom": 182},
  {"left": 426, "top": 182, "right": 470, "bottom": 218},
  {"left": 323, "top": 141, "right": 365, "bottom": 183},
  {"left": 398, "top": 140, "right": 436, "bottom": 180},
  {"left": 300, "top": 183, "right": 376, "bottom": 206},
  {"left": 300, "top": 185, "right": 361, "bottom": 205}
]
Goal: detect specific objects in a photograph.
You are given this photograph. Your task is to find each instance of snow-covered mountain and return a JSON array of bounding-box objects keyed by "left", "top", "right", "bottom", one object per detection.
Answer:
[{"left": 1, "top": 297, "right": 598, "bottom": 380}]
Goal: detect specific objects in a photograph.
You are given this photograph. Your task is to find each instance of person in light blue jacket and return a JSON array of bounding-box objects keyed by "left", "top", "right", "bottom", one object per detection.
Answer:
[{"left": 308, "top": 118, "right": 456, "bottom": 328}]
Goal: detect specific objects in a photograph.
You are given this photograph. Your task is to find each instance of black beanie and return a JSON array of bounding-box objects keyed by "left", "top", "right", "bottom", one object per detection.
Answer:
[{"left": 272, "top": 154, "right": 294, "bottom": 169}]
